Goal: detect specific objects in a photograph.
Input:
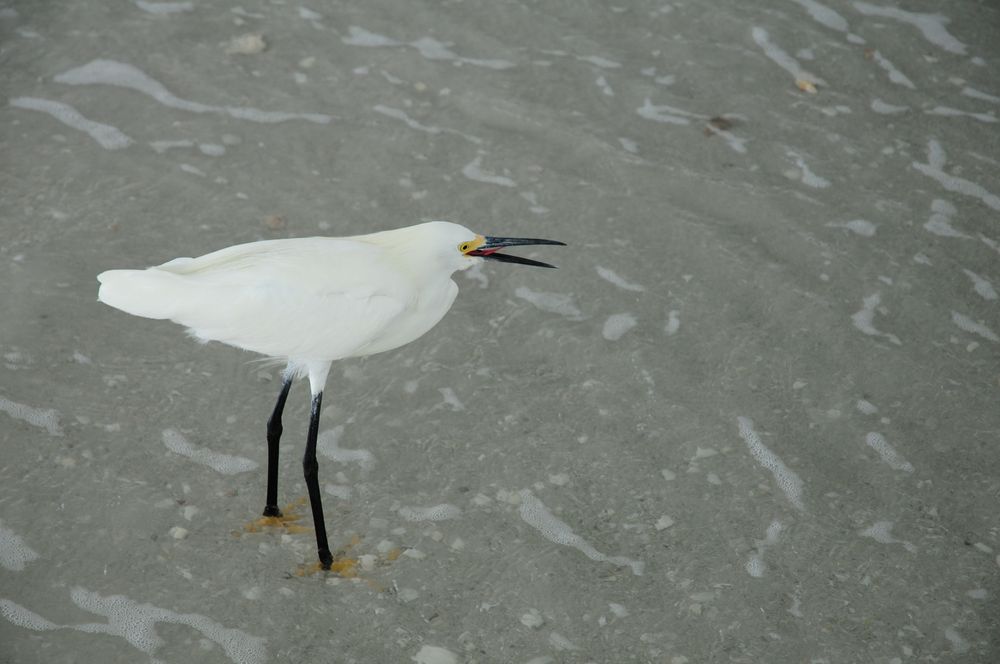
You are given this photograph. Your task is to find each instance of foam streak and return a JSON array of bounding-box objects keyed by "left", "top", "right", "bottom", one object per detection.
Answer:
[
  {"left": 161, "top": 429, "right": 257, "bottom": 474},
  {"left": 865, "top": 432, "right": 914, "bottom": 472},
  {"left": 0, "top": 588, "right": 266, "bottom": 664},
  {"left": 10, "top": 97, "right": 132, "bottom": 149},
  {"left": 737, "top": 417, "right": 805, "bottom": 511},
  {"left": 751, "top": 27, "right": 825, "bottom": 85},
  {"left": 0, "top": 521, "right": 39, "bottom": 571},
  {"left": 0, "top": 395, "right": 63, "bottom": 436},
  {"left": 519, "top": 490, "right": 643, "bottom": 575},
  {"left": 852, "top": 2, "right": 966, "bottom": 54},
  {"left": 912, "top": 139, "right": 1000, "bottom": 212},
  {"left": 55, "top": 60, "right": 330, "bottom": 124}
]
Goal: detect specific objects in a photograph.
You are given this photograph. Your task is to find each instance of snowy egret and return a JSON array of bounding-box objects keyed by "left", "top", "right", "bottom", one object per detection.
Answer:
[{"left": 97, "top": 221, "right": 564, "bottom": 569}]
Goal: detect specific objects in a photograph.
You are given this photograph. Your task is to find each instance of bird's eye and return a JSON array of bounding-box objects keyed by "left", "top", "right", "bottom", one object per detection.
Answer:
[{"left": 459, "top": 242, "right": 471, "bottom": 253}]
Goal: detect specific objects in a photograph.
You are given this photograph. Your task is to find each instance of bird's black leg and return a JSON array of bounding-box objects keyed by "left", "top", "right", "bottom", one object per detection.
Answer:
[
  {"left": 303, "top": 391, "right": 333, "bottom": 569},
  {"left": 263, "top": 376, "right": 293, "bottom": 517}
]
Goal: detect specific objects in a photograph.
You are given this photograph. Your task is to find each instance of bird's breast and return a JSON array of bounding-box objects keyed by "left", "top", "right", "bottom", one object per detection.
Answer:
[{"left": 353, "top": 278, "right": 459, "bottom": 357}]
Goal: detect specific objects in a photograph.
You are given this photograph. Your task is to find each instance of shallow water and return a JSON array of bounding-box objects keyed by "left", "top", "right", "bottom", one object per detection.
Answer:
[{"left": 2, "top": 1, "right": 999, "bottom": 662}]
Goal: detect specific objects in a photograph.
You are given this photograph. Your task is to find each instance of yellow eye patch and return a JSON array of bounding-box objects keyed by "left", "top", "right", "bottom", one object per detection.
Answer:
[{"left": 459, "top": 235, "right": 486, "bottom": 254}]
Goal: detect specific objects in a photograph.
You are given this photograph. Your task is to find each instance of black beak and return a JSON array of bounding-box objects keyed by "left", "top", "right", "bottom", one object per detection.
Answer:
[{"left": 469, "top": 236, "right": 566, "bottom": 268}]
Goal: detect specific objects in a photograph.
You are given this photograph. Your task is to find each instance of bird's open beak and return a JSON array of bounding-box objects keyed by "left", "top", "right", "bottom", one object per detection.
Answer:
[{"left": 467, "top": 236, "right": 566, "bottom": 268}]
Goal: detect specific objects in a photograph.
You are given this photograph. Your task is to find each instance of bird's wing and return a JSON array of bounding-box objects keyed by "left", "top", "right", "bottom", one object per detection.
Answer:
[
  {"left": 156, "top": 237, "right": 356, "bottom": 277},
  {"left": 150, "top": 238, "right": 416, "bottom": 360}
]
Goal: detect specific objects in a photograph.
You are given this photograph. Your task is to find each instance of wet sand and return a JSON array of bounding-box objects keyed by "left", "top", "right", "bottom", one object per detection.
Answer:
[{"left": 2, "top": 0, "right": 998, "bottom": 661}]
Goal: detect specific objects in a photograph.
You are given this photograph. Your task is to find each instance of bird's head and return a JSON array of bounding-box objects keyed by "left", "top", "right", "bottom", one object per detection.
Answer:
[{"left": 420, "top": 221, "right": 565, "bottom": 272}]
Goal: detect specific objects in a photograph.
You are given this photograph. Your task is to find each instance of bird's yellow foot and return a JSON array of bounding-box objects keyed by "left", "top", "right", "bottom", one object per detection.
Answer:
[
  {"left": 295, "top": 534, "right": 364, "bottom": 577},
  {"left": 296, "top": 557, "right": 359, "bottom": 577},
  {"left": 243, "top": 497, "right": 311, "bottom": 534}
]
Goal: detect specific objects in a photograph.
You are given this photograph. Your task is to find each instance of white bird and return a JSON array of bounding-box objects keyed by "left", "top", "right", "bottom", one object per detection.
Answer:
[{"left": 97, "top": 221, "right": 563, "bottom": 569}]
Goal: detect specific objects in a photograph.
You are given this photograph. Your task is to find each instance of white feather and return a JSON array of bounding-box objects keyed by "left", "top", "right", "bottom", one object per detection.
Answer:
[{"left": 98, "top": 221, "right": 478, "bottom": 392}]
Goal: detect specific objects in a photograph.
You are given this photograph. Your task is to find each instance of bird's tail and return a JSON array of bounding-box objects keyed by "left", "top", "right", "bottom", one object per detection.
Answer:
[{"left": 97, "top": 268, "right": 185, "bottom": 320}]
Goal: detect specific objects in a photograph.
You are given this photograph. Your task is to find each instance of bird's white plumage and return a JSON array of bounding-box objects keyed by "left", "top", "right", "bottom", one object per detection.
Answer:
[
  {"left": 98, "top": 221, "right": 479, "bottom": 391},
  {"left": 97, "top": 220, "right": 562, "bottom": 569}
]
